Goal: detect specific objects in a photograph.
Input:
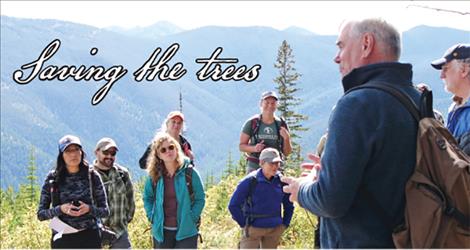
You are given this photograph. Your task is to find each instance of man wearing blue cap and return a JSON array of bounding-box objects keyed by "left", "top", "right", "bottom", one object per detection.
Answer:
[{"left": 431, "top": 43, "right": 470, "bottom": 155}]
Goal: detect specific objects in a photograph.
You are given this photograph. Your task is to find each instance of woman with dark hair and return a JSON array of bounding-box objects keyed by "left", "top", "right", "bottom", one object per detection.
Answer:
[
  {"left": 37, "top": 135, "right": 109, "bottom": 248},
  {"left": 143, "top": 132, "right": 205, "bottom": 249}
]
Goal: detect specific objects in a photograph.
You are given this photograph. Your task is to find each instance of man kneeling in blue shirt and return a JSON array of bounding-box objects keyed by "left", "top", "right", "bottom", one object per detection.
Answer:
[{"left": 228, "top": 148, "right": 294, "bottom": 249}]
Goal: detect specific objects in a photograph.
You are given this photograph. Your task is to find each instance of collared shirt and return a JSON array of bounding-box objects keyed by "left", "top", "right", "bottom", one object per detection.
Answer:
[
  {"left": 93, "top": 161, "right": 135, "bottom": 238},
  {"left": 447, "top": 99, "right": 470, "bottom": 138},
  {"left": 447, "top": 99, "right": 470, "bottom": 155}
]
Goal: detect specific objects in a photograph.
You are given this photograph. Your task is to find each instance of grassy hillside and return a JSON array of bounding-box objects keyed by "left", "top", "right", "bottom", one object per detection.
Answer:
[{"left": 1, "top": 170, "right": 317, "bottom": 248}]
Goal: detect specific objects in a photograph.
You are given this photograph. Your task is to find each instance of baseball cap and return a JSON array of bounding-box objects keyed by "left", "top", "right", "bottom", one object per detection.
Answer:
[
  {"left": 167, "top": 111, "right": 185, "bottom": 121},
  {"left": 95, "top": 137, "right": 119, "bottom": 151},
  {"left": 261, "top": 91, "right": 279, "bottom": 101},
  {"left": 58, "top": 135, "right": 82, "bottom": 152},
  {"left": 431, "top": 43, "right": 470, "bottom": 69},
  {"left": 259, "top": 148, "right": 282, "bottom": 163}
]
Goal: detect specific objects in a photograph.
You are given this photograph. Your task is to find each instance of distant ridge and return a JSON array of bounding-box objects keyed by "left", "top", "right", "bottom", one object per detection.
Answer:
[{"left": 1, "top": 15, "right": 469, "bottom": 189}]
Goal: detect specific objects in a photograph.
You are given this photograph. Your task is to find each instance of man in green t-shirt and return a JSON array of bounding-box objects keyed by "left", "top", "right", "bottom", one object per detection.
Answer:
[{"left": 239, "top": 91, "right": 293, "bottom": 173}]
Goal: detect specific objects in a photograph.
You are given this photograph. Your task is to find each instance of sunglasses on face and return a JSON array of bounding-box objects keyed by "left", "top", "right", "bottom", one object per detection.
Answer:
[
  {"left": 102, "top": 150, "right": 117, "bottom": 156},
  {"left": 159, "top": 144, "right": 176, "bottom": 154}
]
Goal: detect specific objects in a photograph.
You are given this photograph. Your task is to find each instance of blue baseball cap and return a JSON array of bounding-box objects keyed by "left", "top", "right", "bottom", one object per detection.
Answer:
[
  {"left": 58, "top": 135, "right": 82, "bottom": 152},
  {"left": 431, "top": 43, "right": 470, "bottom": 70}
]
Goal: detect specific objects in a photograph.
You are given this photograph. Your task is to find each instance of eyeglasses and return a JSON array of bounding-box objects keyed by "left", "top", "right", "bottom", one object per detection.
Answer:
[
  {"left": 159, "top": 145, "right": 175, "bottom": 154},
  {"left": 102, "top": 150, "right": 117, "bottom": 156}
]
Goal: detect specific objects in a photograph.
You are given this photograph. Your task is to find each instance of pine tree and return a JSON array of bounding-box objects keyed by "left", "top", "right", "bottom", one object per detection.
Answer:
[
  {"left": 224, "top": 150, "right": 236, "bottom": 177},
  {"left": 273, "top": 40, "right": 309, "bottom": 164},
  {"left": 236, "top": 154, "right": 247, "bottom": 177},
  {"left": 25, "top": 146, "right": 39, "bottom": 204},
  {"left": 179, "top": 86, "right": 183, "bottom": 112}
]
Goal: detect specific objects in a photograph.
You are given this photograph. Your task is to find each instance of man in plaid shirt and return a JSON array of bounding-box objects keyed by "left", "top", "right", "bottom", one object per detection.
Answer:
[{"left": 93, "top": 137, "right": 136, "bottom": 248}]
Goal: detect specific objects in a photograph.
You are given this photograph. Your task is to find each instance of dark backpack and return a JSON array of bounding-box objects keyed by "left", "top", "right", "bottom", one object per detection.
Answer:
[
  {"left": 348, "top": 83, "right": 470, "bottom": 248},
  {"left": 46, "top": 171, "right": 60, "bottom": 207},
  {"left": 183, "top": 165, "right": 201, "bottom": 230},
  {"left": 246, "top": 114, "right": 288, "bottom": 164},
  {"left": 115, "top": 166, "right": 131, "bottom": 187}
]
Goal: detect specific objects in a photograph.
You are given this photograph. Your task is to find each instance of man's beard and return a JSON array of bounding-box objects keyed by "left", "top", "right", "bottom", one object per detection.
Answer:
[{"left": 100, "top": 158, "right": 114, "bottom": 168}]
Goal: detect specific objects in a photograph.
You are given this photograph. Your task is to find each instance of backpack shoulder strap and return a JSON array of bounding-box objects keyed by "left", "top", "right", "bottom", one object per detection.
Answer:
[
  {"left": 346, "top": 83, "right": 422, "bottom": 229},
  {"left": 180, "top": 135, "right": 191, "bottom": 149},
  {"left": 246, "top": 175, "right": 258, "bottom": 209},
  {"left": 274, "top": 116, "right": 288, "bottom": 153},
  {"left": 346, "top": 82, "right": 421, "bottom": 122},
  {"left": 139, "top": 145, "right": 151, "bottom": 169},
  {"left": 250, "top": 114, "right": 262, "bottom": 138},
  {"left": 47, "top": 171, "right": 60, "bottom": 207},
  {"left": 88, "top": 168, "right": 96, "bottom": 206},
  {"left": 277, "top": 116, "right": 288, "bottom": 130},
  {"left": 185, "top": 165, "right": 195, "bottom": 204},
  {"left": 116, "top": 165, "right": 130, "bottom": 186}
]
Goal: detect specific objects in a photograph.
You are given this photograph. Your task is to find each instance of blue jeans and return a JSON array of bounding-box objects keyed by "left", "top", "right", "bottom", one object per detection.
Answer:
[{"left": 153, "top": 229, "right": 198, "bottom": 249}]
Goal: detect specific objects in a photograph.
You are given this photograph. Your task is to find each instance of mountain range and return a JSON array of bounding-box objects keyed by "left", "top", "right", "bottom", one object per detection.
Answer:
[{"left": 1, "top": 16, "right": 469, "bottom": 189}]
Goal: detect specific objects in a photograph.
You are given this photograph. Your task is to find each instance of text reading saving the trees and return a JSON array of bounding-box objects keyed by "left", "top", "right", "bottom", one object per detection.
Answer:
[{"left": 13, "top": 39, "right": 262, "bottom": 105}]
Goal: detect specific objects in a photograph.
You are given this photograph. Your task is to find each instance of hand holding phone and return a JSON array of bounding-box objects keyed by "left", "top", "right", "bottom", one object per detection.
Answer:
[{"left": 71, "top": 200, "right": 81, "bottom": 211}]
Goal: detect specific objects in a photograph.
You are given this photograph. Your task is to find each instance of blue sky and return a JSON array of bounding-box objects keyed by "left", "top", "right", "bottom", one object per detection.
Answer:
[{"left": 2, "top": 1, "right": 469, "bottom": 35}]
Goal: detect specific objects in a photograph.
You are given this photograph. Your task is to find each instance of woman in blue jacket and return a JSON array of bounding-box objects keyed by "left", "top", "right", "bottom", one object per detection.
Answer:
[{"left": 143, "top": 132, "right": 205, "bottom": 249}]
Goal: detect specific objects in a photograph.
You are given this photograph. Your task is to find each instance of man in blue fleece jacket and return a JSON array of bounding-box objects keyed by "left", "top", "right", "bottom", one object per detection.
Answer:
[
  {"left": 229, "top": 148, "right": 294, "bottom": 248},
  {"left": 282, "top": 18, "right": 420, "bottom": 248}
]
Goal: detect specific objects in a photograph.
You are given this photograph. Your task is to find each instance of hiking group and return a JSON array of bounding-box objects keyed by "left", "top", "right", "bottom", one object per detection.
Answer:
[{"left": 37, "top": 18, "right": 469, "bottom": 249}]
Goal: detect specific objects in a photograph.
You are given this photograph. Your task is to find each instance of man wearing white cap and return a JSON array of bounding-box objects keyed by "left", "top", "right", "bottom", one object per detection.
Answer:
[{"left": 92, "top": 137, "right": 135, "bottom": 248}]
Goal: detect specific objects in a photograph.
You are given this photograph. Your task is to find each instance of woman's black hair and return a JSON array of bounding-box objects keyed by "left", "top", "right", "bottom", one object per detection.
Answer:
[{"left": 54, "top": 146, "right": 89, "bottom": 183}]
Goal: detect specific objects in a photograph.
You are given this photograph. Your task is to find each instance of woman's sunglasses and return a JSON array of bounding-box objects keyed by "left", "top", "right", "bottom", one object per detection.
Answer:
[{"left": 159, "top": 145, "right": 175, "bottom": 154}]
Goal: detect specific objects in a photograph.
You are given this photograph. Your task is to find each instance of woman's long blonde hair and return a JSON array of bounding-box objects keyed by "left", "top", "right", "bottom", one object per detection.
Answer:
[{"left": 146, "top": 132, "right": 185, "bottom": 184}]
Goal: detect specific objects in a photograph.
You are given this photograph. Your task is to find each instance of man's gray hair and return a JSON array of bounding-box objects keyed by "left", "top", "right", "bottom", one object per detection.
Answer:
[
  {"left": 349, "top": 18, "right": 402, "bottom": 60},
  {"left": 457, "top": 58, "right": 470, "bottom": 66},
  {"left": 457, "top": 58, "right": 470, "bottom": 80}
]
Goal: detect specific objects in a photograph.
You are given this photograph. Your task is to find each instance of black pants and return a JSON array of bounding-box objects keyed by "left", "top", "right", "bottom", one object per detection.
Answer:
[
  {"left": 51, "top": 227, "right": 101, "bottom": 249},
  {"left": 153, "top": 229, "right": 198, "bottom": 249},
  {"left": 314, "top": 218, "right": 321, "bottom": 249}
]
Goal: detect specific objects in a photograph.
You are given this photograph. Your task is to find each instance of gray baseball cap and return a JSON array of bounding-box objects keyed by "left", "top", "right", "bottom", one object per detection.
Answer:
[
  {"left": 259, "top": 148, "right": 282, "bottom": 163},
  {"left": 95, "top": 137, "right": 119, "bottom": 151}
]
